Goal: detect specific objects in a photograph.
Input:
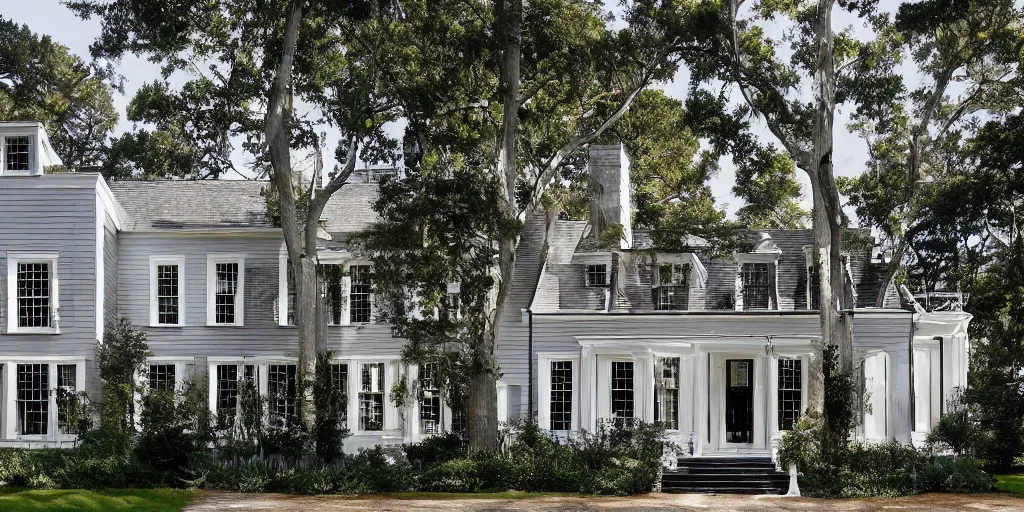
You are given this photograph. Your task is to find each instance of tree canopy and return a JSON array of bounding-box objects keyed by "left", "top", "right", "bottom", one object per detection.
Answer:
[{"left": 0, "top": 15, "right": 118, "bottom": 169}]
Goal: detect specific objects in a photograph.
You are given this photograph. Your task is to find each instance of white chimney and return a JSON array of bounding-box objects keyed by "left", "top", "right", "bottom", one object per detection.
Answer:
[{"left": 587, "top": 144, "right": 632, "bottom": 250}]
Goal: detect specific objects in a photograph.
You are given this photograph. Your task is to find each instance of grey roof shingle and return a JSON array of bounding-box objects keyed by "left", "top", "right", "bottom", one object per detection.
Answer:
[
  {"left": 108, "top": 180, "right": 379, "bottom": 233},
  {"left": 532, "top": 223, "right": 894, "bottom": 313}
]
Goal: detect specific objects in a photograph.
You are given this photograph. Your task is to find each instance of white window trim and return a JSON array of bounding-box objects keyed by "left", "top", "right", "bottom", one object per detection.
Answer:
[
  {"left": 2, "top": 134, "right": 36, "bottom": 176},
  {"left": 277, "top": 252, "right": 291, "bottom": 327},
  {"left": 207, "top": 359, "right": 296, "bottom": 422},
  {"left": 584, "top": 263, "right": 609, "bottom": 288},
  {"left": 145, "top": 358, "right": 189, "bottom": 393},
  {"left": 150, "top": 256, "right": 186, "bottom": 327},
  {"left": 345, "top": 261, "right": 373, "bottom": 326},
  {"left": 353, "top": 359, "right": 396, "bottom": 434},
  {"left": 6, "top": 253, "right": 60, "bottom": 334},
  {"left": 206, "top": 254, "right": 245, "bottom": 326},
  {"left": 734, "top": 252, "right": 781, "bottom": 311},
  {"left": 3, "top": 359, "right": 85, "bottom": 440},
  {"left": 410, "top": 363, "right": 450, "bottom": 440},
  {"left": 538, "top": 353, "right": 580, "bottom": 432},
  {"left": 803, "top": 245, "right": 815, "bottom": 310}
]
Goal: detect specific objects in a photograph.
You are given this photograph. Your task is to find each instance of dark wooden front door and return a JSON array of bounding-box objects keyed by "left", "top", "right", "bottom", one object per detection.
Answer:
[{"left": 725, "top": 359, "right": 754, "bottom": 444}]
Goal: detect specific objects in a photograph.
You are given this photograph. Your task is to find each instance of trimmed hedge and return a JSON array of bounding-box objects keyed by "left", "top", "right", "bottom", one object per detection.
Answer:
[
  {"left": 779, "top": 415, "right": 993, "bottom": 498},
  {"left": 0, "top": 420, "right": 669, "bottom": 496}
]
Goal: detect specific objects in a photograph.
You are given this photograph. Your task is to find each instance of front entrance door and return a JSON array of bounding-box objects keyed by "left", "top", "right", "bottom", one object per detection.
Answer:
[{"left": 725, "top": 359, "right": 754, "bottom": 444}]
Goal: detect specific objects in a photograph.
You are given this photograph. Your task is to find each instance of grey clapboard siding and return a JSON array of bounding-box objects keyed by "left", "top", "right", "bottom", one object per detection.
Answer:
[
  {"left": 117, "top": 233, "right": 405, "bottom": 358},
  {"left": 495, "top": 212, "right": 548, "bottom": 418},
  {"left": 103, "top": 211, "right": 118, "bottom": 328},
  {"left": 0, "top": 176, "right": 99, "bottom": 357},
  {"left": 501, "top": 309, "right": 913, "bottom": 421}
]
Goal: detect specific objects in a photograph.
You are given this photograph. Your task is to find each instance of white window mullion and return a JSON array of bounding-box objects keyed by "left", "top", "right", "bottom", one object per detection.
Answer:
[{"left": 207, "top": 254, "right": 245, "bottom": 326}]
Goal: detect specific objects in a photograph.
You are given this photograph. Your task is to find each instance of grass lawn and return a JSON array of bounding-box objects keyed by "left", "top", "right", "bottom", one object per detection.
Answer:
[
  {"left": 0, "top": 488, "right": 195, "bottom": 512},
  {"left": 995, "top": 475, "right": 1024, "bottom": 496}
]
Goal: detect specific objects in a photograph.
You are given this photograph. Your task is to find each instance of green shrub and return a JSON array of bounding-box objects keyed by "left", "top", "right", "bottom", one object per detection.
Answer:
[
  {"left": 418, "top": 458, "right": 482, "bottom": 492},
  {"left": 927, "top": 390, "right": 985, "bottom": 458},
  {"left": 918, "top": 456, "right": 992, "bottom": 493},
  {"left": 349, "top": 446, "right": 415, "bottom": 493},
  {"left": 404, "top": 432, "right": 465, "bottom": 469}
]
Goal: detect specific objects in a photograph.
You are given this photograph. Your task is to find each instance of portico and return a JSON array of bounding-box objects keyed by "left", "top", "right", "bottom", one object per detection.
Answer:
[{"left": 561, "top": 335, "right": 817, "bottom": 460}]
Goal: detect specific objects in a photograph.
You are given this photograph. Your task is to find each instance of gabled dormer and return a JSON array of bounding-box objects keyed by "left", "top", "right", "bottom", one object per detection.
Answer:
[
  {"left": 0, "top": 122, "right": 63, "bottom": 176},
  {"left": 734, "top": 233, "right": 782, "bottom": 311}
]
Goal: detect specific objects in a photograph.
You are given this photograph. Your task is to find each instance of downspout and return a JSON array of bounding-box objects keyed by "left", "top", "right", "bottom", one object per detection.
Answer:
[
  {"left": 909, "top": 315, "right": 915, "bottom": 435},
  {"left": 528, "top": 308, "right": 534, "bottom": 419},
  {"left": 936, "top": 336, "right": 944, "bottom": 415}
]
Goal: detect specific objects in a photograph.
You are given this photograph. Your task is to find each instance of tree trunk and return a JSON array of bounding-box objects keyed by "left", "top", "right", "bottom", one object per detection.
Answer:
[
  {"left": 265, "top": 0, "right": 317, "bottom": 428},
  {"left": 467, "top": 0, "right": 522, "bottom": 453},
  {"left": 804, "top": 0, "right": 854, "bottom": 413}
]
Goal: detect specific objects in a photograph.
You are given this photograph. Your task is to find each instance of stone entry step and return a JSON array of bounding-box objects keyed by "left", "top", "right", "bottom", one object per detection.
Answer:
[{"left": 661, "top": 457, "right": 788, "bottom": 495}]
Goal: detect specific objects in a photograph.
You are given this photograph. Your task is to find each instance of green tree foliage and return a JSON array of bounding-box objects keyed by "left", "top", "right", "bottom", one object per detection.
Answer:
[
  {"left": 96, "top": 317, "right": 152, "bottom": 433},
  {"left": 363, "top": 0, "right": 723, "bottom": 450},
  {"left": 67, "top": 0, "right": 402, "bottom": 430},
  {"left": 892, "top": 113, "right": 1024, "bottom": 471},
  {"left": 312, "top": 351, "right": 349, "bottom": 464},
  {"left": 0, "top": 15, "right": 118, "bottom": 169},
  {"left": 359, "top": 168, "right": 519, "bottom": 421},
  {"left": 103, "top": 81, "right": 239, "bottom": 180},
  {"left": 838, "top": 0, "right": 1023, "bottom": 302}
]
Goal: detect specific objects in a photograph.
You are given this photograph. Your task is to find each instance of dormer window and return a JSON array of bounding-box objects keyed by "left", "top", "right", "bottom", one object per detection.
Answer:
[
  {"left": 734, "top": 233, "right": 781, "bottom": 311},
  {"left": 585, "top": 264, "right": 608, "bottom": 287},
  {"left": 654, "top": 263, "right": 690, "bottom": 311},
  {"left": 4, "top": 136, "right": 31, "bottom": 173},
  {"left": 742, "top": 263, "right": 772, "bottom": 310}
]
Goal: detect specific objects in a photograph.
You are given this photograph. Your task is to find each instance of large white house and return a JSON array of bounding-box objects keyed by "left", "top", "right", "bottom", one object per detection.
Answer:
[{"left": 0, "top": 122, "right": 969, "bottom": 466}]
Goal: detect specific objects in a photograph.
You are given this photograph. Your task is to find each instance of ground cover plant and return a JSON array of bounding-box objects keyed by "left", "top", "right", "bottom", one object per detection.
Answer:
[{"left": 0, "top": 488, "right": 194, "bottom": 512}]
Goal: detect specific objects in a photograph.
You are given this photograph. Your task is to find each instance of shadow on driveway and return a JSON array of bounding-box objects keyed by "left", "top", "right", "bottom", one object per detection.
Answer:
[{"left": 183, "top": 492, "right": 1024, "bottom": 511}]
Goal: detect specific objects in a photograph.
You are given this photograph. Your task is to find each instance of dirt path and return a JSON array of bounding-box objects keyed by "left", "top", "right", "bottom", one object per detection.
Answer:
[{"left": 184, "top": 492, "right": 1024, "bottom": 511}]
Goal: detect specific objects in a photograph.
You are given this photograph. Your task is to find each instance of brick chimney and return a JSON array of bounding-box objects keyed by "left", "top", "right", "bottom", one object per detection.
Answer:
[{"left": 587, "top": 144, "right": 632, "bottom": 250}]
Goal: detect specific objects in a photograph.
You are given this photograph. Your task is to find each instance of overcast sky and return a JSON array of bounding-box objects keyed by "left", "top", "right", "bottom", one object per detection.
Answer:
[{"left": 6, "top": 0, "right": 916, "bottom": 221}]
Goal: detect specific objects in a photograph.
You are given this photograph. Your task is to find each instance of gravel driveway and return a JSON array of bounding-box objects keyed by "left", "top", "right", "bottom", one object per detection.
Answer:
[{"left": 183, "top": 492, "right": 1024, "bottom": 511}]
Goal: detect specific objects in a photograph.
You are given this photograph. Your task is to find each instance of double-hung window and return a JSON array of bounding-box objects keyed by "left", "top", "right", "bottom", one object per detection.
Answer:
[
  {"left": 4, "top": 135, "right": 32, "bottom": 174},
  {"left": 6, "top": 254, "right": 59, "bottom": 333},
  {"left": 654, "top": 263, "right": 690, "bottom": 311},
  {"left": 349, "top": 265, "right": 372, "bottom": 323},
  {"left": 212, "top": 363, "right": 258, "bottom": 428},
  {"left": 654, "top": 357, "right": 680, "bottom": 430},
  {"left": 150, "top": 256, "right": 185, "bottom": 326},
  {"left": 330, "top": 363, "right": 349, "bottom": 427},
  {"left": 742, "top": 263, "right": 772, "bottom": 310},
  {"left": 549, "top": 361, "right": 573, "bottom": 431},
  {"left": 207, "top": 255, "right": 244, "bottom": 326},
  {"left": 268, "top": 364, "right": 298, "bottom": 427},
  {"left": 17, "top": 364, "right": 48, "bottom": 435},
  {"left": 777, "top": 358, "right": 802, "bottom": 430},
  {"left": 149, "top": 364, "right": 177, "bottom": 393},
  {"left": 419, "top": 363, "right": 442, "bottom": 434},
  {"left": 610, "top": 361, "right": 635, "bottom": 425},
  {"left": 11, "top": 362, "right": 82, "bottom": 438},
  {"left": 359, "top": 362, "right": 385, "bottom": 431}
]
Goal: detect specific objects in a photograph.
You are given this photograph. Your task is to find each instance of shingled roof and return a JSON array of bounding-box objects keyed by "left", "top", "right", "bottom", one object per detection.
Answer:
[
  {"left": 530, "top": 220, "right": 898, "bottom": 313},
  {"left": 107, "top": 180, "right": 379, "bottom": 234}
]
